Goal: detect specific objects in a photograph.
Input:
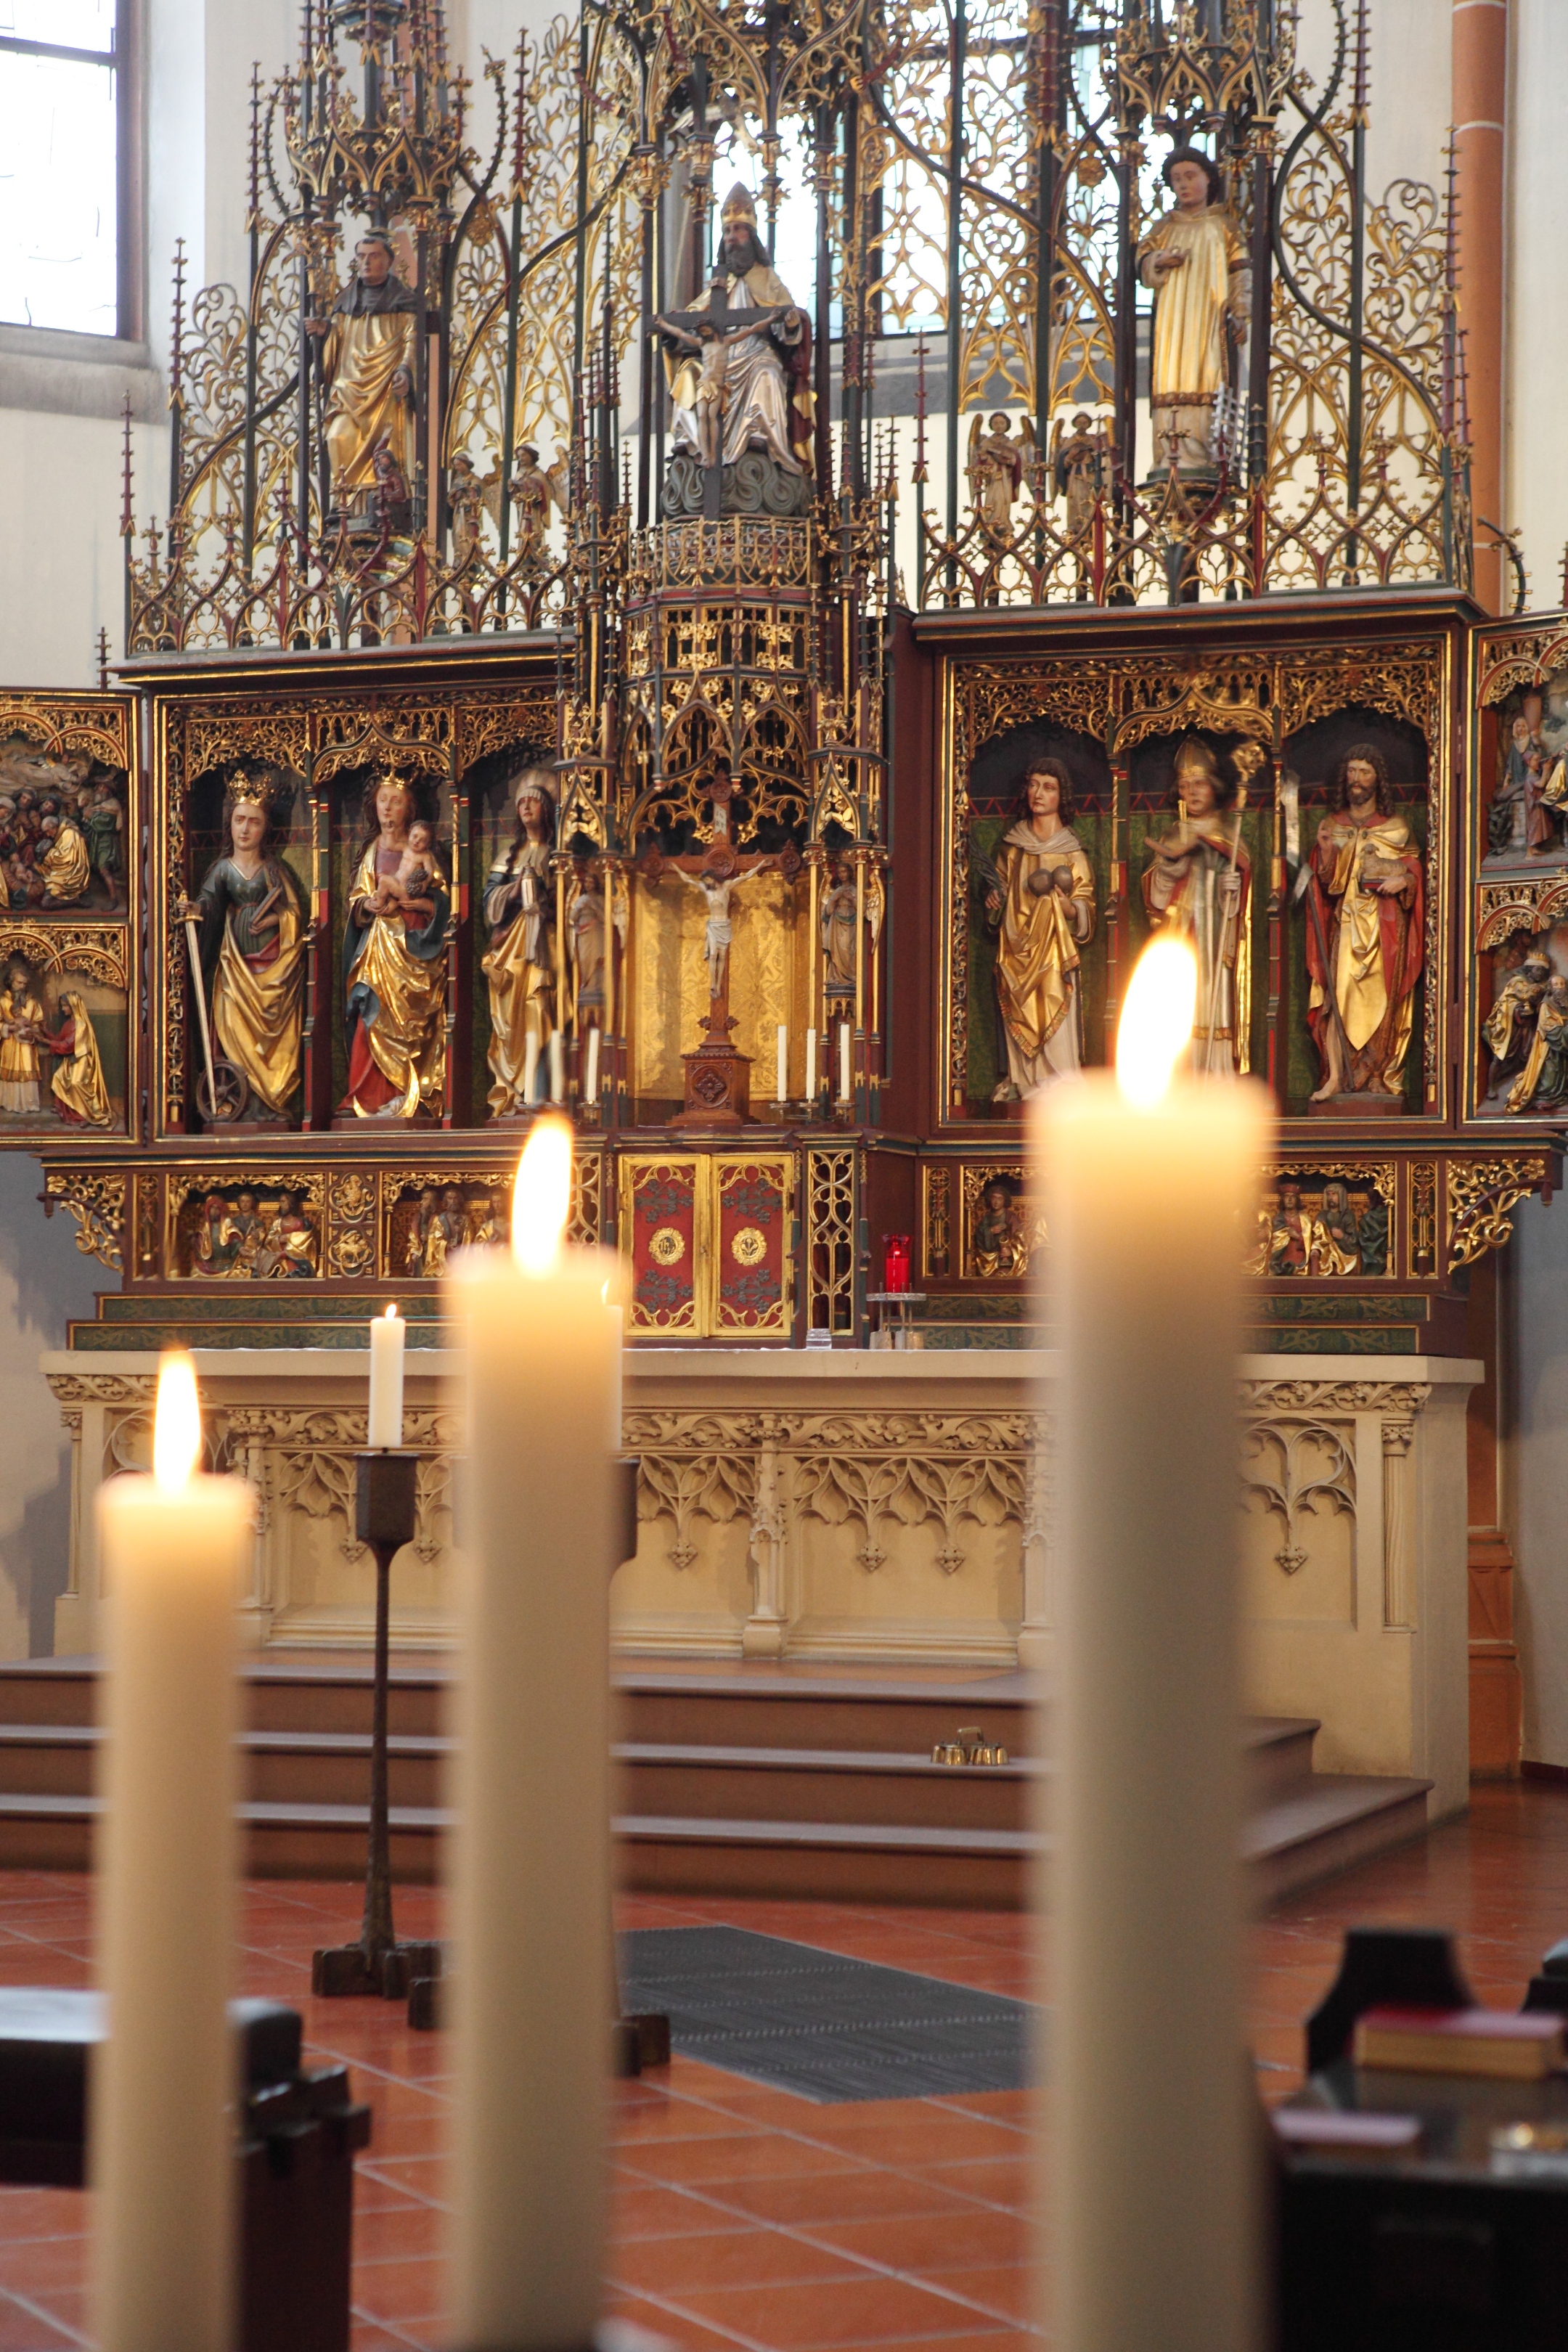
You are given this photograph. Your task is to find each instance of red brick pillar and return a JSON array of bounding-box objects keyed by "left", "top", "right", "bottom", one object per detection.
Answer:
[{"left": 1453, "top": 0, "right": 1508, "bottom": 611}]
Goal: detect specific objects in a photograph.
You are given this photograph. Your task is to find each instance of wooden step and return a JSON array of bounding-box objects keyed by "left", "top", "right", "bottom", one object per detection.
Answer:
[{"left": 0, "top": 1654, "right": 1427, "bottom": 1908}]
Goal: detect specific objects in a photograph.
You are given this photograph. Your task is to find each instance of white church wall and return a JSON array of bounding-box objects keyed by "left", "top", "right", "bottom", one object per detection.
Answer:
[
  {"left": 1506, "top": 0, "right": 1568, "bottom": 592},
  {"left": 1511, "top": 1196, "right": 1568, "bottom": 1767}
]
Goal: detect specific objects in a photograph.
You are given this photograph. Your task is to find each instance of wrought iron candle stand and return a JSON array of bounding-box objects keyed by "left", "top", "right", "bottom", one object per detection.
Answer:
[{"left": 312, "top": 1450, "right": 442, "bottom": 2000}]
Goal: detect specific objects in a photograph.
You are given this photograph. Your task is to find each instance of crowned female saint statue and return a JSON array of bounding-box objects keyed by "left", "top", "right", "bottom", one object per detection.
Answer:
[
  {"left": 481, "top": 767, "right": 558, "bottom": 1117},
  {"left": 1142, "top": 737, "right": 1251, "bottom": 1077},
  {"left": 1138, "top": 147, "right": 1249, "bottom": 478},
  {"left": 981, "top": 756, "right": 1096, "bottom": 1100},
  {"left": 340, "top": 777, "right": 451, "bottom": 1119},
  {"left": 181, "top": 776, "right": 310, "bottom": 1122},
  {"left": 306, "top": 230, "right": 419, "bottom": 520},
  {"left": 656, "top": 186, "right": 814, "bottom": 514}
]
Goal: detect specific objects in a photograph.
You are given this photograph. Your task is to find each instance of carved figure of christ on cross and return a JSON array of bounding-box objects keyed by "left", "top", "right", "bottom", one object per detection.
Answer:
[
  {"left": 650, "top": 274, "right": 798, "bottom": 512},
  {"left": 672, "top": 839, "right": 777, "bottom": 1031}
]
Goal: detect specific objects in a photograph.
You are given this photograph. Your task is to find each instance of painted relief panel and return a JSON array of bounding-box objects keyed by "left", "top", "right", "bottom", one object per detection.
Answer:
[
  {"left": 1471, "top": 661, "right": 1568, "bottom": 1120},
  {"left": 171, "top": 1179, "right": 323, "bottom": 1279},
  {"left": 1247, "top": 1164, "right": 1395, "bottom": 1280},
  {"left": 0, "top": 925, "right": 128, "bottom": 1138}
]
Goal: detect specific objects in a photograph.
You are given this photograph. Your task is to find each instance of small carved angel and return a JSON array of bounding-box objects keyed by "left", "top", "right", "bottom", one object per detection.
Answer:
[
  {"left": 967, "top": 412, "right": 1034, "bottom": 542},
  {"left": 1050, "top": 411, "right": 1107, "bottom": 539},
  {"left": 505, "top": 444, "right": 568, "bottom": 559},
  {"left": 449, "top": 452, "right": 500, "bottom": 569}
]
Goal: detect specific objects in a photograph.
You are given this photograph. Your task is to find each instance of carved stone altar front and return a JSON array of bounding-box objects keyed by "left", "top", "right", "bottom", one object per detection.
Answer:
[{"left": 42, "top": 1347, "right": 1478, "bottom": 1821}]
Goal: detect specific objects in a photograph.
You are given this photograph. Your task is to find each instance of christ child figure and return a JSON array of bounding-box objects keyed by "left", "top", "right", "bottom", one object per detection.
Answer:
[{"left": 375, "top": 818, "right": 439, "bottom": 924}]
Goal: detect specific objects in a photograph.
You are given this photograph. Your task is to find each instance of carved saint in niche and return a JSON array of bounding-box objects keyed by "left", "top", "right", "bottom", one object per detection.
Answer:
[
  {"left": 969, "top": 1176, "right": 1038, "bottom": 1278},
  {"left": 482, "top": 767, "right": 558, "bottom": 1117},
  {"left": 1303, "top": 744, "right": 1424, "bottom": 1103},
  {"left": 1506, "top": 974, "right": 1568, "bottom": 1114},
  {"left": 1052, "top": 412, "right": 1106, "bottom": 540},
  {"left": 1141, "top": 737, "right": 1249, "bottom": 1078},
  {"left": 981, "top": 756, "right": 1095, "bottom": 1101},
  {"left": 966, "top": 413, "right": 1032, "bottom": 542},
  {"left": 1265, "top": 1182, "right": 1321, "bottom": 1278},
  {"left": 340, "top": 776, "right": 451, "bottom": 1120},
  {"left": 1482, "top": 948, "right": 1551, "bottom": 1106},
  {"left": 306, "top": 231, "right": 417, "bottom": 515},
  {"left": 182, "top": 777, "right": 309, "bottom": 1124},
  {"left": 0, "top": 961, "right": 44, "bottom": 1112},
  {"left": 1137, "top": 147, "right": 1249, "bottom": 477},
  {"left": 44, "top": 990, "right": 111, "bottom": 1127}
]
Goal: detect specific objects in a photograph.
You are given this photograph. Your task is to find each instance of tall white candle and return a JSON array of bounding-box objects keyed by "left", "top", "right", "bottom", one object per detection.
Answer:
[
  {"left": 523, "top": 1030, "right": 540, "bottom": 1105},
  {"left": 838, "top": 1024, "right": 852, "bottom": 1103},
  {"left": 549, "top": 1030, "right": 566, "bottom": 1103},
  {"left": 92, "top": 1352, "right": 251, "bottom": 2352},
  {"left": 367, "top": 1303, "right": 405, "bottom": 1448},
  {"left": 585, "top": 1024, "right": 600, "bottom": 1105},
  {"left": 776, "top": 1022, "right": 788, "bottom": 1103},
  {"left": 1038, "top": 936, "right": 1267, "bottom": 2352},
  {"left": 447, "top": 1118, "right": 618, "bottom": 2351},
  {"left": 805, "top": 1026, "right": 817, "bottom": 1101}
]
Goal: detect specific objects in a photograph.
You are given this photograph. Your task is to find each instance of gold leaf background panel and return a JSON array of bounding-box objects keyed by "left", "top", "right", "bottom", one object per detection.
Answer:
[{"left": 632, "top": 873, "right": 812, "bottom": 1100}]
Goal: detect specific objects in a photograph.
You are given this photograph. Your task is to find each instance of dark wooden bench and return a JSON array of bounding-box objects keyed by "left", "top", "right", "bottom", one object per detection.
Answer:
[{"left": 0, "top": 1989, "right": 370, "bottom": 2352}]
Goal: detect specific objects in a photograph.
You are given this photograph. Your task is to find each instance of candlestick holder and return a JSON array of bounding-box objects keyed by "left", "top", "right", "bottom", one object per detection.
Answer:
[{"left": 312, "top": 1450, "right": 441, "bottom": 2000}]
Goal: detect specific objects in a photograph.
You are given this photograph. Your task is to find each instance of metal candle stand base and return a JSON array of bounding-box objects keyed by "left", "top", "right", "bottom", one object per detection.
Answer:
[{"left": 312, "top": 1450, "right": 438, "bottom": 2002}]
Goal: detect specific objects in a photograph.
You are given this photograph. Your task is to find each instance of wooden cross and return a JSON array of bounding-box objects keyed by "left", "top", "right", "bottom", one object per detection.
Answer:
[{"left": 650, "top": 273, "right": 794, "bottom": 520}]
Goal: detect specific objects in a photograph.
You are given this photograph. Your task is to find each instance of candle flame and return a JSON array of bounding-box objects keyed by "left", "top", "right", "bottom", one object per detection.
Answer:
[
  {"left": 152, "top": 1350, "right": 202, "bottom": 1490},
  {"left": 383, "top": 1302, "right": 398, "bottom": 1321},
  {"left": 1116, "top": 936, "right": 1196, "bottom": 1108},
  {"left": 512, "top": 1114, "right": 573, "bottom": 1275}
]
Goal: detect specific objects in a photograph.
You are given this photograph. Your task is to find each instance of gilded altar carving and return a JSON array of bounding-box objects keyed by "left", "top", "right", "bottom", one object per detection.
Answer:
[
  {"left": 324, "top": 1169, "right": 377, "bottom": 1281},
  {"left": 170, "top": 1175, "right": 325, "bottom": 1280},
  {"left": 923, "top": 1164, "right": 952, "bottom": 1282},
  {"left": 42, "top": 1169, "right": 125, "bottom": 1271},
  {"left": 1447, "top": 1156, "right": 1551, "bottom": 1272},
  {"left": 960, "top": 1164, "right": 1045, "bottom": 1280},
  {"left": 1249, "top": 1162, "right": 1396, "bottom": 1279},
  {"left": 0, "top": 697, "right": 131, "bottom": 771}
]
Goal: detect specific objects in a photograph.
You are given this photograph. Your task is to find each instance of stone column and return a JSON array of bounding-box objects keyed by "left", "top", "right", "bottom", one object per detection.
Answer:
[{"left": 1453, "top": 0, "right": 1508, "bottom": 610}]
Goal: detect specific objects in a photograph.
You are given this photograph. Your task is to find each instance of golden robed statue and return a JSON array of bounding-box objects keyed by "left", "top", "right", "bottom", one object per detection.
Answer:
[
  {"left": 981, "top": 756, "right": 1095, "bottom": 1101},
  {"left": 180, "top": 779, "right": 309, "bottom": 1123},
  {"left": 340, "top": 777, "right": 452, "bottom": 1120},
  {"left": 1138, "top": 146, "right": 1249, "bottom": 477},
  {"left": 481, "top": 767, "right": 558, "bottom": 1118},
  {"left": 44, "top": 990, "right": 112, "bottom": 1127},
  {"left": 306, "top": 230, "right": 417, "bottom": 511},
  {"left": 662, "top": 186, "right": 814, "bottom": 479}
]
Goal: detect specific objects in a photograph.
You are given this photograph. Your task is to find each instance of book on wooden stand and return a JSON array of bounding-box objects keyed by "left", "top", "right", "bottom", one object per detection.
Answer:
[{"left": 1352, "top": 2006, "right": 1566, "bottom": 2081}]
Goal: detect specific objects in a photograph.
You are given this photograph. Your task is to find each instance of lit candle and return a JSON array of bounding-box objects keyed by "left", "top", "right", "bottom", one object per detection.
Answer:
[
  {"left": 584, "top": 1024, "right": 600, "bottom": 1105},
  {"left": 838, "top": 1024, "right": 852, "bottom": 1104},
  {"left": 92, "top": 1352, "right": 252, "bottom": 2352},
  {"left": 1037, "top": 937, "right": 1267, "bottom": 2352},
  {"left": 775, "top": 1021, "right": 788, "bottom": 1103},
  {"left": 522, "top": 1030, "right": 540, "bottom": 1105},
  {"left": 549, "top": 1031, "right": 565, "bottom": 1103},
  {"left": 367, "top": 1303, "right": 405, "bottom": 1448},
  {"left": 446, "top": 1118, "right": 618, "bottom": 2350},
  {"left": 805, "top": 1026, "right": 817, "bottom": 1101}
]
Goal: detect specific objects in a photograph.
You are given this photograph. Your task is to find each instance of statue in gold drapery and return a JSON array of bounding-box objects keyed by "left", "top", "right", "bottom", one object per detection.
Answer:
[
  {"left": 340, "top": 777, "right": 452, "bottom": 1120},
  {"left": 658, "top": 187, "right": 814, "bottom": 494},
  {"left": 1304, "top": 744, "right": 1424, "bottom": 1103},
  {"left": 482, "top": 768, "right": 558, "bottom": 1118},
  {"left": 181, "top": 778, "right": 309, "bottom": 1124},
  {"left": 38, "top": 810, "right": 91, "bottom": 905},
  {"left": 981, "top": 756, "right": 1095, "bottom": 1101},
  {"left": 306, "top": 232, "right": 417, "bottom": 513},
  {"left": 1138, "top": 147, "right": 1249, "bottom": 477},
  {"left": 45, "top": 990, "right": 112, "bottom": 1127},
  {"left": 0, "top": 963, "right": 44, "bottom": 1113},
  {"left": 1142, "top": 738, "right": 1251, "bottom": 1078}
]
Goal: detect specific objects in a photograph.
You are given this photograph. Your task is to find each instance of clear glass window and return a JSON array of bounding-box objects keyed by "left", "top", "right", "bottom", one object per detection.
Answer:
[{"left": 0, "top": 3, "right": 118, "bottom": 335}]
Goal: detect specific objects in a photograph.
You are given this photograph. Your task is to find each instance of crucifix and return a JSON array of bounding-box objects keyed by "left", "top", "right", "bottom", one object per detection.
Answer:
[
  {"left": 645, "top": 775, "right": 788, "bottom": 1127},
  {"left": 650, "top": 277, "right": 795, "bottom": 520}
]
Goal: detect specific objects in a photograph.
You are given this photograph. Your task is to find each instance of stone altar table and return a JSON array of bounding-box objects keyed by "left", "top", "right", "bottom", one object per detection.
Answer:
[{"left": 41, "top": 1349, "right": 1479, "bottom": 1820}]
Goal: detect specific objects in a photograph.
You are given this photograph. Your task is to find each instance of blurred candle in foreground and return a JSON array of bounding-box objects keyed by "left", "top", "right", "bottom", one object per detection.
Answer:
[
  {"left": 584, "top": 1024, "right": 600, "bottom": 1106},
  {"left": 92, "top": 1352, "right": 251, "bottom": 2352},
  {"left": 776, "top": 1021, "right": 788, "bottom": 1103},
  {"left": 447, "top": 1116, "right": 618, "bottom": 2350},
  {"left": 804, "top": 1026, "right": 817, "bottom": 1101},
  {"left": 838, "top": 1024, "right": 852, "bottom": 1105},
  {"left": 1037, "top": 936, "right": 1267, "bottom": 2352},
  {"left": 367, "top": 1303, "right": 405, "bottom": 1448},
  {"left": 548, "top": 1031, "right": 566, "bottom": 1103}
]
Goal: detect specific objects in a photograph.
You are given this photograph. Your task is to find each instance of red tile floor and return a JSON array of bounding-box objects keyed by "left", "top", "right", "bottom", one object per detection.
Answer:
[{"left": 2, "top": 1784, "right": 1567, "bottom": 2350}]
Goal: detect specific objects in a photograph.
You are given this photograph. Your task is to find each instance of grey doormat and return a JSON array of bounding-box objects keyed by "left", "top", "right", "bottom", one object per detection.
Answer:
[{"left": 617, "top": 1924, "right": 1039, "bottom": 2104}]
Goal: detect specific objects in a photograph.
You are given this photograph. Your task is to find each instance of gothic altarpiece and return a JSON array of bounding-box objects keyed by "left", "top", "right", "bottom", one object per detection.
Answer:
[{"left": 7, "top": 1, "right": 1561, "bottom": 1707}]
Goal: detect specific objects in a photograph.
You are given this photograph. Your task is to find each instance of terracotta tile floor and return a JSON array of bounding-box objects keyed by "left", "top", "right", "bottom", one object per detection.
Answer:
[{"left": 1, "top": 1783, "right": 1567, "bottom": 2350}]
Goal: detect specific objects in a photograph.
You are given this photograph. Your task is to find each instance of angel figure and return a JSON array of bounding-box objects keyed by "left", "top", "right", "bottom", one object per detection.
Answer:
[
  {"left": 449, "top": 452, "right": 499, "bottom": 569},
  {"left": 506, "top": 445, "right": 567, "bottom": 561},
  {"left": 1050, "top": 412, "right": 1107, "bottom": 540},
  {"left": 967, "top": 412, "right": 1034, "bottom": 542}
]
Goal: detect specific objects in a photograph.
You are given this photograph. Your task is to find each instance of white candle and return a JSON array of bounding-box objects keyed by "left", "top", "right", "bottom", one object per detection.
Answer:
[
  {"left": 367, "top": 1303, "right": 405, "bottom": 1448},
  {"left": 838, "top": 1024, "right": 852, "bottom": 1103},
  {"left": 549, "top": 1031, "right": 565, "bottom": 1103},
  {"left": 776, "top": 1021, "right": 788, "bottom": 1103},
  {"left": 446, "top": 1118, "right": 618, "bottom": 2350},
  {"left": 805, "top": 1026, "right": 817, "bottom": 1101},
  {"left": 523, "top": 1030, "right": 540, "bottom": 1105},
  {"left": 92, "top": 1352, "right": 252, "bottom": 2352},
  {"left": 1037, "top": 936, "right": 1267, "bottom": 2352},
  {"left": 585, "top": 1024, "right": 600, "bottom": 1104}
]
